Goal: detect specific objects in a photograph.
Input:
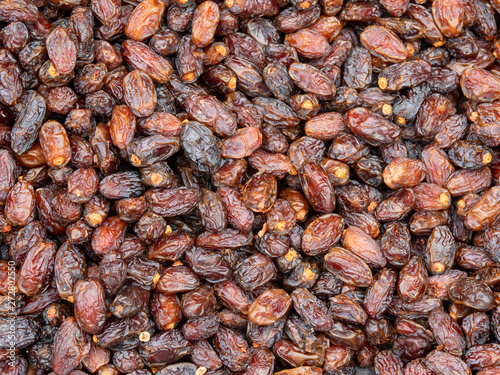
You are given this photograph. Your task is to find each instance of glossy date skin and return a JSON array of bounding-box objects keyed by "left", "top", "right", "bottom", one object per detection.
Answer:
[
  {"left": 302, "top": 213, "right": 343, "bottom": 256},
  {"left": 1, "top": 0, "right": 500, "bottom": 374},
  {"left": 325, "top": 247, "right": 373, "bottom": 287},
  {"left": 51, "top": 317, "right": 91, "bottom": 375},
  {"left": 73, "top": 278, "right": 108, "bottom": 335},
  {"left": 299, "top": 162, "right": 336, "bottom": 213},
  {"left": 17, "top": 241, "right": 56, "bottom": 296}
]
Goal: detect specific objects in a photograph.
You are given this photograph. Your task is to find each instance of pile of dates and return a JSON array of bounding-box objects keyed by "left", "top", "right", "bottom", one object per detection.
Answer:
[{"left": 3, "top": 0, "right": 500, "bottom": 374}]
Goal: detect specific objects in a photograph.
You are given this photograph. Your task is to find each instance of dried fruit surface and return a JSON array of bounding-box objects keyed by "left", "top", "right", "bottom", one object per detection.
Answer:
[{"left": 1, "top": 2, "right": 500, "bottom": 375}]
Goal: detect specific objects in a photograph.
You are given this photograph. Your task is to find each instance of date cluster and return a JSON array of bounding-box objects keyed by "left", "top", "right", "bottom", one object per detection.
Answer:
[{"left": 2, "top": 0, "right": 500, "bottom": 374}]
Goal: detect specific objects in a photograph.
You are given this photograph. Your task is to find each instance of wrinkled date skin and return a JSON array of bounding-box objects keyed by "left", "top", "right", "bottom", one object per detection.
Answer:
[
  {"left": 46, "top": 27, "right": 76, "bottom": 75},
  {"left": 123, "top": 69, "right": 157, "bottom": 117},
  {"left": 39, "top": 120, "right": 71, "bottom": 169},
  {"left": 181, "top": 121, "right": 221, "bottom": 174},
  {"left": 51, "top": 317, "right": 91, "bottom": 375},
  {"left": 73, "top": 278, "right": 108, "bottom": 335},
  {"left": 428, "top": 309, "right": 466, "bottom": 356},
  {"left": 299, "top": 162, "right": 336, "bottom": 213},
  {"left": 360, "top": 25, "right": 409, "bottom": 62},
  {"left": 346, "top": 107, "right": 400, "bottom": 147},
  {"left": 4, "top": 179, "right": 35, "bottom": 227},
  {"left": 125, "top": 0, "right": 166, "bottom": 41},
  {"left": 363, "top": 268, "right": 397, "bottom": 319},
  {"left": 1, "top": 0, "right": 500, "bottom": 374},
  {"left": 192, "top": 1, "right": 219, "bottom": 48},
  {"left": 0, "top": 49, "right": 22, "bottom": 107},
  {"left": 302, "top": 213, "right": 344, "bottom": 256},
  {"left": 448, "top": 277, "right": 494, "bottom": 312},
  {"left": 214, "top": 326, "right": 251, "bottom": 371},
  {"left": 10, "top": 91, "right": 46, "bottom": 155},
  {"left": 242, "top": 173, "right": 277, "bottom": 213},
  {"left": 325, "top": 247, "right": 373, "bottom": 288},
  {"left": 17, "top": 241, "right": 55, "bottom": 296},
  {"left": 398, "top": 256, "right": 428, "bottom": 303},
  {"left": 248, "top": 288, "right": 292, "bottom": 325}
]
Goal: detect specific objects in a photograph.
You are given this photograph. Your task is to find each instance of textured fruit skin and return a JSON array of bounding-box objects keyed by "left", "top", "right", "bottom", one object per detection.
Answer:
[{"left": 3, "top": 1, "right": 500, "bottom": 375}]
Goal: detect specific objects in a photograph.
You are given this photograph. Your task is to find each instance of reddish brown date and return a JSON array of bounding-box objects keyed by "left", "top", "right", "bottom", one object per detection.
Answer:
[
  {"left": 39, "top": 120, "right": 71, "bottom": 168},
  {"left": 73, "top": 278, "right": 107, "bottom": 334},
  {"left": 325, "top": 247, "right": 373, "bottom": 287},
  {"left": 46, "top": 27, "right": 76, "bottom": 75},
  {"left": 248, "top": 289, "right": 292, "bottom": 326},
  {"left": 125, "top": 0, "right": 166, "bottom": 41},
  {"left": 17, "top": 241, "right": 55, "bottom": 296},
  {"left": 299, "top": 162, "right": 336, "bottom": 214}
]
